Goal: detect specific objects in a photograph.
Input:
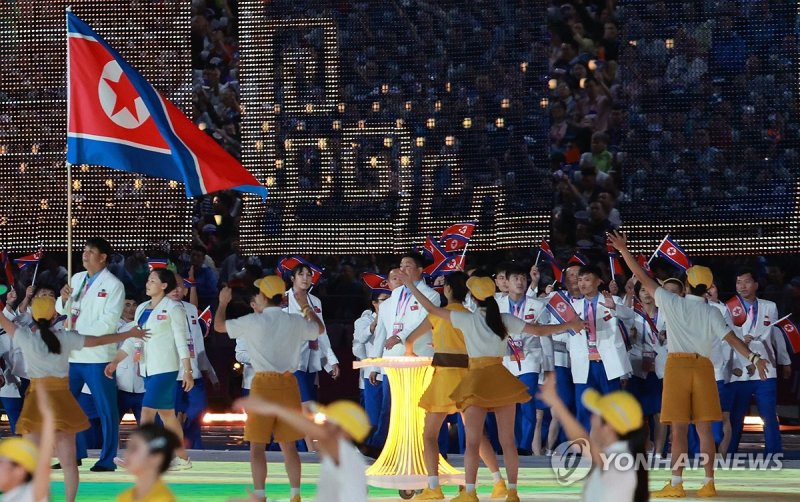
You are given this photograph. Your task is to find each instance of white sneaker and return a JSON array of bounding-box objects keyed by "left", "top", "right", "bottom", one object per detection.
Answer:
[{"left": 168, "top": 456, "right": 192, "bottom": 471}]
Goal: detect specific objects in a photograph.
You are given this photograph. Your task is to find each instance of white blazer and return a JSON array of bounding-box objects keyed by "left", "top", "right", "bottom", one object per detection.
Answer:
[
  {"left": 568, "top": 296, "right": 632, "bottom": 384},
  {"left": 707, "top": 301, "right": 736, "bottom": 382},
  {"left": 378, "top": 282, "right": 441, "bottom": 357},
  {"left": 286, "top": 289, "right": 339, "bottom": 374},
  {"left": 115, "top": 320, "right": 145, "bottom": 393},
  {"left": 177, "top": 302, "right": 217, "bottom": 384},
  {"left": 235, "top": 338, "right": 256, "bottom": 390},
  {"left": 55, "top": 268, "right": 125, "bottom": 363},
  {"left": 499, "top": 296, "right": 555, "bottom": 376},
  {"left": 121, "top": 298, "right": 190, "bottom": 377},
  {"left": 628, "top": 307, "right": 669, "bottom": 379},
  {"left": 728, "top": 298, "right": 790, "bottom": 382},
  {"left": 352, "top": 310, "right": 377, "bottom": 387}
]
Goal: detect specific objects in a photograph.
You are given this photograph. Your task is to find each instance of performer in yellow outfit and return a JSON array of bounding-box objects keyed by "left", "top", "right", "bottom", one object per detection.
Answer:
[
  {"left": 116, "top": 424, "right": 179, "bottom": 502},
  {"left": 401, "top": 273, "right": 583, "bottom": 502},
  {"left": 405, "top": 272, "right": 507, "bottom": 500}
]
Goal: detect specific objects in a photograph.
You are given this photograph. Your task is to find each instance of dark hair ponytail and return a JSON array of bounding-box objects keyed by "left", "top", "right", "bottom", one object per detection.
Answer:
[
  {"left": 37, "top": 318, "right": 61, "bottom": 355},
  {"left": 620, "top": 426, "right": 649, "bottom": 502},
  {"left": 476, "top": 296, "right": 507, "bottom": 340},
  {"left": 444, "top": 272, "right": 469, "bottom": 303}
]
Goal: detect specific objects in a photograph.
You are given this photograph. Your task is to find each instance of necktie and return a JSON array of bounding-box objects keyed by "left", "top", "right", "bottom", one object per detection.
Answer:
[
  {"left": 587, "top": 301, "right": 598, "bottom": 354},
  {"left": 746, "top": 304, "right": 756, "bottom": 334}
]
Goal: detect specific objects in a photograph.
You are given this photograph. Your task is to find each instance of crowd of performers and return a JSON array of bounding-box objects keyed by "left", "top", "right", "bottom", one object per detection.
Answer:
[{"left": 0, "top": 232, "right": 790, "bottom": 502}]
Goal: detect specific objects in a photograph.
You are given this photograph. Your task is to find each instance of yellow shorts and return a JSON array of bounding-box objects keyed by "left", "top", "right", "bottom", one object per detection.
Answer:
[
  {"left": 661, "top": 353, "right": 721, "bottom": 424},
  {"left": 18, "top": 377, "right": 89, "bottom": 435},
  {"left": 245, "top": 372, "right": 303, "bottom": 444}
]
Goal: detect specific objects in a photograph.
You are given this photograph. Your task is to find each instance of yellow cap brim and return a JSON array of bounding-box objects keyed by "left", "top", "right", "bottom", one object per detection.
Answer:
[{"left": 581, "top": 388, "right": 603, "bottom": 415}]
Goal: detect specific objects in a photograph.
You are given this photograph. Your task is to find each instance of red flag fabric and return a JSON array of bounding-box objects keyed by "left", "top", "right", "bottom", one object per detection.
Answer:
[
  {"left": 198, "top": 306, "right": 212, "bottom": 337},
  {"left": 440, "top": 222, "right": 475, "bottom": 252},
  {"left": 774, "top": 316, "right": 800, "bottom": 354},
  {"left": 66, "top": 12, "right": 266, "bottom": 199},
  {"left": 276, "top": 257, "right": 323, "bottom": 285},
  {"left": 0, "top": 253, "right": 15, "bottom": 286},
  {"left": 361, "top": 273, "right": 391, "bottom": 295},
  {"left": 539, "top": 239, "right": 556, "bottom": 262},
  {"left": 725, "top": 294, "right": 747, "bottom": 327},
  {"left": 636, "top": 254, "right": 653, "bottom": 277},
  {"left": 550, "top": 262, "right": 564, "bottom": 283},
  {"left": 655, "top": 235, "right": 691, "bottom": 272}
]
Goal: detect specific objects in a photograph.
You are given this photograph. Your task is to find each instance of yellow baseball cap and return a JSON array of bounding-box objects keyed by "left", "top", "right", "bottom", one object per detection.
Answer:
[
  {"left": 581, "top": 389, "right": 643, "bottom": 436},
  {"left": 312, "top": 400, "right": 371, "bottom": 442},
  {"left": 31, "top": 296, "right": 56, "bottom": 322},
  {"left": 0, "top": 437, "right": 38, "bottom": 474},
  {"left": 466, "top": 276, "right": 496, "bottom": 301},
  {"left": 253, "top": 275, "right": 285, "bottom": 299},
  {"left": 686, "top": 265, "right": 713, "bottom": 288}
]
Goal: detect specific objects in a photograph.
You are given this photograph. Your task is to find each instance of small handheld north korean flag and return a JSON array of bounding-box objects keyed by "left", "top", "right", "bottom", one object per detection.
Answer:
[
  {"left": 361, "top": 273, "right": 391, "bottom": 295},
  {"left": 607, "top": 244, "right": 624, "bottom": 277},
  {"left": 147, "top": 258, "right": 169, "bottom": 272},
  {"left": 654, "top": 235, "right": 691, "bottom": 272},
  {"left": 537, "top": 239, "right": 556, "bottom": 265},
  {"left": 276, "top": 256, "right": 323, "bottom": 285},
  {"left": 773, "top": 315, "right": 800, "bottom": 354},
  {"left": 550, "top": 262, "right": 564, "bottom": 284},
  {"left": 567, "top": 253, "right": 589, "bottom": 267},
  {"left": 725, "top": 294, "right": 748, "bottom": 327},
  {"left": 198, "top": 306, "right": 212, "bottom": 337},
  {"left": 546, "top": 291, "right": 579, "bottom": 335},
  {"left": 440, "top": 222, "right": 475, "bottom": 252},
  {"left": 13, "top": 250, "right": 43, "bottom": 270},
  {"left": 66, "top": 11, "right": 266, "bottom": 200},
  {"left": 636, "top": 254, "right": 653, "bottom": 277},
  {"left": 183, "top": 277, "right": 197, "bottom": 289}
]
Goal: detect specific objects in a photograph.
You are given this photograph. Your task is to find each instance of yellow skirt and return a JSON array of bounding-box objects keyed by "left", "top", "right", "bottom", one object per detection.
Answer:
[
  {"left": 18, "top": 377, "right": 89, "bottom": 435},
  {"left": 419, "top": 366, "right": 468, "bottom": 414},
  {"left": 245, "top": 372, "right": 304, "bottom": 444},
  {"left": 450, "top": 357, "right": 530, "bottom": 410}
]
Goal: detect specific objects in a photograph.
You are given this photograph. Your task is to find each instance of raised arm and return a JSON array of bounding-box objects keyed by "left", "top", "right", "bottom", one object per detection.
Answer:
[
  {"left": 607, "top": 231, "right": 660, "bottom": 299},
  {"left": 400, "top": 274, "right": 451, "bottom": 320},
  {"left": 214, "top": 287, "right": 232, "bottom": 333}
]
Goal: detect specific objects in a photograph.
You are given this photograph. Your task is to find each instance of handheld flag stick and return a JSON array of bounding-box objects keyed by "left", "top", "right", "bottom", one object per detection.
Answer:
[
  {"left": 66, "top": 161, "right": 74, "bottom": 329},
  {"left": 459, "top": 241, "right": 469, "bottom": 264},
  {"left": 647, "top": 235, "right": 668, "bottom": 265},
  {"left": 535, "top": 250, "right": 541, "bottom": 266},
  {"left": 32, "top": 260, "right": 40, "bottom": 286},
  {"left": 770, "top": 314, "right": 793, "bottom": 327}
]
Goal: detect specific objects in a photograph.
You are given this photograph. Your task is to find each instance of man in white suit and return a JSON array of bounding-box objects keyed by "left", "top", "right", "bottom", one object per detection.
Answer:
[
  {"left": 499, "top": 263, "right": 554, "bottom": 454},
  {"left": 726, "top": 269, "right": 792, "bottom": 455},
  {"left": 569, "top": 265, "right": 632, "bottom": 432},
  {"left": 56, "top": 237, "right": 125, "bottom": 472}
]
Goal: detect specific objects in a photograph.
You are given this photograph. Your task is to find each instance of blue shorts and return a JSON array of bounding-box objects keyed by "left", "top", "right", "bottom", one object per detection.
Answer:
[
  {"left": 142, "top": 371, "right": 179, "bottom": 410},
  {"left": 717, "top": 380, "right": 734, "bottom": 412},
  {"left": 629, "top": 373, "right": 663, "bottom": 416},
  {"left": 293, "top": 370, "right": 317, "bottom": 403}
]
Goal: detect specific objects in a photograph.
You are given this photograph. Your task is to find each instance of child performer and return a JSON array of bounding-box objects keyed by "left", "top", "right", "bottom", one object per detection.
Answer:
[
  {"left": 116, "top": 424, "right": 180, "bottom": 502},
  {"left": 214, "top": 276, "right": 325, "bottom": 502},
  {"left": 401, "top": 273, "right": 582, "bottom": 502}
]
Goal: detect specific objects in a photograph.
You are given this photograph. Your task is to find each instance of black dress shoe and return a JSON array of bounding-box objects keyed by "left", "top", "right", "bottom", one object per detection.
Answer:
[
  {"left": 517, "top": 448, "right": 533, "bottom": 456},
  {"left": 52, "top": 460, "right": 82, "bottom": 469},
  {"left": 89, "top": 465, "right": 116, "bottom": 472}
]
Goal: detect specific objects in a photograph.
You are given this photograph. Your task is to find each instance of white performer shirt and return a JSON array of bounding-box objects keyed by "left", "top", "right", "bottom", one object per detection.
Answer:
[
  {"left": 654, "top": 288, "right": 730, "bottom": 357},
  {"left": 316, "top": 438, "right": 368, "bottom": 502}
]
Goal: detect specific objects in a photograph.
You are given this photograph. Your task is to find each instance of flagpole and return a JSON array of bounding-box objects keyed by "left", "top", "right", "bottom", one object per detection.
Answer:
[
  {"left": 66, "top": 161, "right": 74, "bottom": 329},
  {"left": 535, "top": 250, "right": 541, "bottom": 266},
  {"left": 459, "top": 241, "right": 469, "bottom": 267},
  {"left": 648, "top": 235, "right": 668, "bottom": 265},
  {"left": 770, "top": 314, "right": 792, "bottom": 327},
  {"left": 32, "top": 261, "right": 40, "bottom": 286}
]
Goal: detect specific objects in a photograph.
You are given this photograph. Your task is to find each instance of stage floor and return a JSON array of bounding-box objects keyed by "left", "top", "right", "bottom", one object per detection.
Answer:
[{"left": 50, "top": 454, "right": 799, "bottom": 501}]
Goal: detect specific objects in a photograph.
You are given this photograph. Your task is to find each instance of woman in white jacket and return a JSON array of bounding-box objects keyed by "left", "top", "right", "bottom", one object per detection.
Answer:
[{"left": 105, "top": 269, "right": 194, "bottom": 470}]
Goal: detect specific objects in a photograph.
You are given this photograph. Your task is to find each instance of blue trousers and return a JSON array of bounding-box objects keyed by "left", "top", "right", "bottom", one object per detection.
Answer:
[
  {"left": 555, "top": 366, "right": 575, "bottom": 444},
  {"left": 728, "top": 378, "right": 781, "bottom": 454},
  {"left": 175, "top": 377, "right": 207, "bottom": 449},
  {"left": 515, "top": 372, "right": 540, "bottom": 451},
  {"left": 370, "top": 377, "right": 391, "bottom": 449},
  {"left": 118, "top": 391, "right": 144, "bottom": 425},
  {"left": 69, "top": 363, "right": 119, "bottom": 469},
  {"left": 77, "top": 392, "right": 103, "bottom": 459},
  {"left": 1, "top": 378, "right": 29, "bottom": 435},
  {"left": 362, "top": 378, "right": 383, "bottom": 448},
  {"left": 575, "top": 361, "right": 621, "bottom": 433}
]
